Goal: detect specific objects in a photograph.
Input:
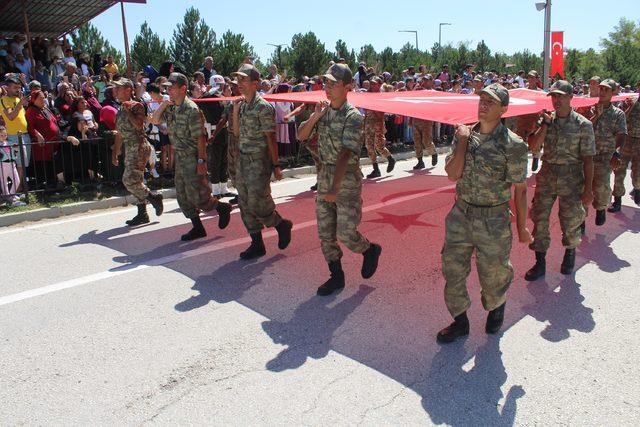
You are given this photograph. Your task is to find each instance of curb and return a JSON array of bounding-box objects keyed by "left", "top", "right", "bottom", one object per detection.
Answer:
[{"left": 1, "top": 148, "right": 449, "bottom": 227}]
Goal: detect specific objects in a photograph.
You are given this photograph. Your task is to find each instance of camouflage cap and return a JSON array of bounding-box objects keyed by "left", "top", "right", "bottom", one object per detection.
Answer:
[
  {"left": 527, "top": 70, "right": 539, "bottom": 78},
  {"left": 547, "top": 80, "right": 573, "bottom": 96},
  {"left": 231, "top": 64, "right": 260, "bottom": 81},
  {"left": 322, "top": 63, "right": 353, "bottom": 85},
  {"left": 423, "top": 73, "right": 433, "bottom": 80},
  {"left": 161, "top": 72, "right": 188, "bottom": 87},
  {"left": 480, "top": 83, "right": 510, "bottom": 106},
  {"left": 599, "top": 78, "right": 617, "bottom": 90},
  {"left": 370, "top": 76, "right": 383, "bottom": 85},
  {"left": 589, "top": 76, "right": 601, "bottom": 83},
  {"left": 112, "top": 78, "right": 134, "bottom": 89}
]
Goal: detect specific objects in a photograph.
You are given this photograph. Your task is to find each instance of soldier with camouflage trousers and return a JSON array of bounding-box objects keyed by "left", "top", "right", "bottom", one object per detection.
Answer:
[
  {"left": 111, "top": 78, "right": 164, "bottom": 227},
  {"left": 298, "top": 64, "right": 382, "bottom": 296},
  {"left": 363, "top": 77, "right": 395, "bottom": 178},
  {"left": 587, "top": 78, "right": 627, "bottom": 224},
  {"left": 231, "top": 64, "right": 293, "bottom": 260},
  {"left": 524, "top": 80, "right": 595, "bottom": 281},
  {"left": 150, "top": 73, "right": 232, "bottom": 241},
  {"left": 437, "top": 83, "right": 531, "bottom": 343},
  {"left": 610, "top": 93, "right": 640, "bottom": 210}
]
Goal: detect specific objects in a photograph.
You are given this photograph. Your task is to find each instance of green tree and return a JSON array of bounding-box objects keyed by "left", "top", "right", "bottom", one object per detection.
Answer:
[
  {"left": 397, "top": 42, "right": 423, "bottom": 73},
  {"left": 169, "top": 7, "right": 216, "bottom": 75},
  {"left": 70, "top": 23, "right": 125, "bottom": 71},
  {"left": 600, "top": 18, "right": 640, "bottom": 85},
  {"left": 268, "top": 45, "right": 288, "bottom": 74},
  {"left": 578, "top": 48, "right": 606, "bottom": 81},
  {"left": 472, "top": 40, "right": 491, "bottom": 72},
  {"left": 335, "top": 39, "right": 356, "bottom": 69},
  {"left": 378, "top": 47, "right": 397, "bottom": 76},
  {"left": 213, "top": 31, "right": 257, "bottom": 77},
  {"left": 563, "top": 48, "right": 581, "bottom": 82},
  {"left": 357, "top": 44, "right": 378, "bottom": 70},
  {"left": 130, "top": 22, "right": 168, "bottom": 71},
  {"left": 285, "top": 32, "right": 330, "bottom": 79}
]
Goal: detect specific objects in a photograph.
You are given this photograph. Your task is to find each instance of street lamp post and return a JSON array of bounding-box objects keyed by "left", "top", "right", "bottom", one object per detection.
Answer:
[
  {"left": 399, "top": 30, "right": 419, "bottom": 51},
  {"left": 438, "top": 23, "right": 452, "bottom": 50},
  {"left": 536, "top": 0, "right": 552, "bottom": 89},
  {"left": 267, "top": 43, "right": 287, "bottom": 69}
]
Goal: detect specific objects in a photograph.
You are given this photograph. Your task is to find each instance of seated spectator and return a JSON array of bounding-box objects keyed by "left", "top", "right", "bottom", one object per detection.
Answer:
[
  {"left": 71, "top": 96, "right": 98, "bottom": 133},
  {"left": 14, "top": 53, "right": 32, "bottom": 81},
  {"left": 103, "top": 55, "right": 118, "bottom": 76},
  {"left": 61, "top": 63, "right": 80, "bottom": 91},
  {"left": 49, "top": 56, "right": 65, "bottom": 88},
  {"left": 82, "top": 81, "right": 102, "bottom": 119},
  {"left": 62, "top": 48, "right": 76, "bottom": 66},
  {"left": 77, "top": 54, "right": 93, "bottom": 77},
  {"left": 65, "top": 114, "right": 98, "bottom": 183},
  {"left": 34, "top": 61, "right": 52, "bottom": 91}
]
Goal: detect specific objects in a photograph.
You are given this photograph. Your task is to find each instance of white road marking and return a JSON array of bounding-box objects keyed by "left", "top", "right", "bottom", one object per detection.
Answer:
[{"left": 0, "top": 183, "right": 455, "bottom": 307}]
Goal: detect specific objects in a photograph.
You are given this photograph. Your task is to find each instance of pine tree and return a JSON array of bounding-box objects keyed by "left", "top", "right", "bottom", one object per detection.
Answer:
[
  {"left": 131, "top": 22, "right": 169, "bottom": 71},
  {"left": 286, "top": 32, "right": 330, "bottom": 79},
  {"left": 169, "top": 7, "right": 216, "bottom": 75},
  {"left": 213, "top": 31, "right": 257, "bottom": 77},
  {"left": 70, "top": 23, "right": 125, "bottom": 71}
]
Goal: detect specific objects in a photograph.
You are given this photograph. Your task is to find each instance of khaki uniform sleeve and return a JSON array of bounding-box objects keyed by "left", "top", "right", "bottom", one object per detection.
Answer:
[
  {"left": 258, "top": 102, "right": 276, "bottom": 134},
  {"left": 341, "top": 111, "right": 364, "bottom": 155},
  {"left": 579, "top": 119, "right": 596, "bottom": 157},
  {"left": 616, "top": 109, "right": 628, "bottom": 136},
  {"left": 505, "top": 137, "right": 528, "bottom": 184},
  {"left": 188, "top": 106, "right": 205, "bottom": 140}
]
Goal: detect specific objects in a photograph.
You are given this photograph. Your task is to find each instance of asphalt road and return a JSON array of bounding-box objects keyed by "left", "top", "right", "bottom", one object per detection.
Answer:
[{"left": 1, "top": 158, "right": 639, "bottom": 426}]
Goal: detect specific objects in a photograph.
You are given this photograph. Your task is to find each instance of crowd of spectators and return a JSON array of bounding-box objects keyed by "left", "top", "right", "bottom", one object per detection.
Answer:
[{"left": 1, "top": 33, "right": 639, "bottom": 208}]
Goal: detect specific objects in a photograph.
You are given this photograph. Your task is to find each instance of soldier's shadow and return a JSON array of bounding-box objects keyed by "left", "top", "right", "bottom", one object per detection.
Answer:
[
  {"left": 59, "top": 224, "right": 154, "bottom": 248},
  {"left": 110, "top": 238, "right": 216, "bottom": 272},
  {"left": 175, "top": 255, "right": 286, "bottom": 311},
  {"left": 578, "top": 233, "right": 630, "bottom": 273},
  {"left": 261, "top": 284, "right": 375, "bottom": 372},
  {"left": 419, "top": 336, "right": 525, "bottom": 427},
  {"left": 520, "top": 276, "right": 595, "bottom": 342}
]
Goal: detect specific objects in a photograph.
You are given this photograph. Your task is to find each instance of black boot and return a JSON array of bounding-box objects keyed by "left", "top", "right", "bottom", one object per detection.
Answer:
[
  {"left": 228, "top": 195, "right": 238, "bottom": 205},
  {"left": 524, "top": 251, "right": 546, "bottom": 281},
  {"left": 310, "top": 183, "right": 318, "bottom": 191},
  {"left": 431, "top": 153, "right": 438, "bottom": 166},
  {"left": 608, "top": 196, "right": 621, "bottom": 213},
  {"left": 386, "top": 155, "right": 396, "bottom": 173},
  {"left": 317, "top": 260, "right": 345, "bottom": 296},
  {"left": 595, "top": 209, "right": 606, "bottom": 226},
  {"left": 436, "top": 312, "right": 470, "bottom": 343},
  {"left": 181, "top": 216, "right": 206, "bottom": 241},
  {"left": 486, "top": 302, "right": 506, "bottom": 334},
  {"left": 216, "top": 201, "right": 232, "bottom": 229},
  {"left": 580, "top": 221, "right": 586, "bottom": 235},
  {"left": 275, "top": 219, "right": 293, "bottom": 250},
  {"left": 634, "top": 189, "right": 640, "bottom": 205},
  {"left": 413, "top": 157, "right": 425, "bottom": 170},
  {"left": 367, "top": 162, "right": 381, "bottom": 179},
  {"left": 532, "top": 157, "right": 539, "bottom": 171},
  {"left": 125, "top": 204, "right": 150, "bottom": 226},
  {"left": 146, "top": 192, "right": 164, "bottom": 216},
  {"left": 361, "top": 243, "right": 382, "bottom": 279},
  {"left": 560, "top": 248, "right": 576, "bottom": 275},
  {"left": 240, "top": 232, "right": 266, "bottom": 260}
]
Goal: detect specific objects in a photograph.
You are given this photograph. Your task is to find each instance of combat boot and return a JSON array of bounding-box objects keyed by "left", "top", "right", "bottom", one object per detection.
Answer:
[
  {"left": 524, "top": 251, "right": 546, "bottom": 281},
  {"left": 560, "top": 248, "right": 576, "bottom": 275},
  {"left": 432, "top": 153, "right": 438, "bottom": 166},
  {"left": 146, "top": 192, "right": 164, "bottom": 216},
  {"left": 486, "top": 302, "right": 506, "bottom": 334},
  {"left": 595, "top": 209, "right": 606, "bottom": 226},
  {"left": 634, "top": 189, "right": 640, "bottom": 205},
  {"left": 216, "top": 201, "right": 232, "bottom": 229},
  {"left": 580, "top": 221, "right": 586, "bottom": 235},
  {"left": 181, "top": 216, "right": 206, "bottom": 241},
  {"left": 125, "top": 204, "right": 150, "bottom": 226},
  {"left": 310, "top": 183, "right": 318, "bottom": 191},
  {"left": 386, "top": 155, "right": 396, "bottom": 173},
  {"left": 361, "top": 243, "right": 382, "bottom": 279},
  {"left": 436, "top": 312, "right": 470, "bottom": 343},
  {"left": 413, "top": 157, "right": 425, "bottom": 170},
  {"left": 367, "top": 162, "right": 381, "bottom": 179},
  {"left": 275, "top": 219, "right": 293, "bottom": 250},
  {"left": 532, "top": 157, "right": 539, "bottom": 171},
  {"left": 317, "top": 260, "right": 345, "bottom": 296},
  {"left": 608, "top": 196, "right": 621, "bottom": 213},
  {"left": 240, "top": 232, "right": 266, "bottom": 260}
]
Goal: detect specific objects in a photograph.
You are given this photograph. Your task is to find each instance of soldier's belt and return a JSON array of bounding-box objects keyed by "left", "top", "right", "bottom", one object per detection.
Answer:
[
  {"left": 542, "top": 162, "right": 584, "bottom": 171},
  {"left": 456, "top": 199, "right": 509, "bottom": 216}
]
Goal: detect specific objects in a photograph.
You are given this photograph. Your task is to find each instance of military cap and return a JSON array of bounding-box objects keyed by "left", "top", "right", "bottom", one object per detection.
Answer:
[
  {"left": 547, "top": 80, "right": 573, "bottom": 96},
  {"left": 112, "top": 78, "right": 134, "bottom": 89},
  {"left": 599, "top": 78, "right": 617, "bottom": 90},
  {"left": 589, "top": 76, "right": 601, "bottom": 83},
  {"left": 527, "top": 70, "right": 539, "bottom": 78},
  {"left": 370, "top": 76, "right": 383, "bottom": 84},
  {"left": 231, "top": 64, "right": 260, "bottom": 81},
  {"left": 322, "top": 63, "right": 353, "bottom": 85},
  {"left": 162, "top": 72, "right": 188, "bottom": 87},
  {"left": 481, "top": 83, "right": 510, "bottom": 106}
]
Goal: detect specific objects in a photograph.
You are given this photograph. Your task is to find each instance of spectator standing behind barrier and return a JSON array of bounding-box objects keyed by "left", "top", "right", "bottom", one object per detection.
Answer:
[
  {"left": 0, "top": 75, "right": 31, "bottom": 192},
  {"left": 0, "top": 125, "right": 25, "bottom": 206}
]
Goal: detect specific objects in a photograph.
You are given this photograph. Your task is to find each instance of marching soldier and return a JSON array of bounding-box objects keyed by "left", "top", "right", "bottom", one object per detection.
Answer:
[
  {"left": 610, "top": 93, "right": 640, "bottom": 210},
  {"left": 364, "top": 76, "right": 396, "bottom": 178},
  {"left": 150, "top": 73, "right": 232, "bottom": 241},
  {"left": 298, "top": 64, "right": 382, "bottom": 295}
]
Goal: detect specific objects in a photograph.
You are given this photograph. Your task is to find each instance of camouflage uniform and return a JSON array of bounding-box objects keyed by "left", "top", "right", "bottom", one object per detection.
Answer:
[
  {"left": 613, "top": 100, "right": 640, "bottom": 197},
  {"left": 442, "top": 123, "right": 528, "bottom": 317},
  {"left": 591, "top": 104, "right": 627, "bottom": 211},
  {"left": 363, "top": 109, "right": 391, "bottom": 161},
  {"left": 529, "top": 110, "right": 596, "bottom": 252},
  {"left": 302, "top": 101, "right": 371, "bottom": 262},
  {"left": 236, "top": 93, "right": 282, "bottom": 233},
  {"left": 117, "top": 107, "right": 151, "bottom": 203},
  {"left": 223, "top": 102, "right": 240, "bottom": 186},
  {"left": 162, "top": 97, "right": 218, "bottom": 219},
  {"left": 412, "top": 119, "right": 436, "bottom": 157}
]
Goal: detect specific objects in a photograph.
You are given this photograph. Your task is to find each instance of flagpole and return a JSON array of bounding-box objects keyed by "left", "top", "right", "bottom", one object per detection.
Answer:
[{"left": 542, "top": 0, "right": 551, "bottom": 89}]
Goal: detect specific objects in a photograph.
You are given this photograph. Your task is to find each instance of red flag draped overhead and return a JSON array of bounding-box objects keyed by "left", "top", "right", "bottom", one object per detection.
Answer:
[{"left": 551, "top": 31, "right": 565, "bottom": 78}]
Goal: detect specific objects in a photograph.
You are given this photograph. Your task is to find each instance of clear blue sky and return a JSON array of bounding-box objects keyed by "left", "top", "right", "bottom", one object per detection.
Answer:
[{"left": 91, "top": 0, "right": 637, "bottom": 65}]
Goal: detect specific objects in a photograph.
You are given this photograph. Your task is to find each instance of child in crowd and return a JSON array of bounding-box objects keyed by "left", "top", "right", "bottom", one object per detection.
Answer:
[{"left": 0, "top": 126, "right": 26, "bottom": 207}]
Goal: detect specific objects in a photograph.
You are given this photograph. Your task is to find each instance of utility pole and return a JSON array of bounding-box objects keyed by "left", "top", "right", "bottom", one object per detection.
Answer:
[
  {"left": 439, "top": 23, "right": 452, "bottom": 51},
  {"left": 399, "top": 30, "right": 419, "bottom": 51},
  {"left": 536, "top": 0, "right": 552, "bottom": 89},
  {"left": 267, "top": 43, "right": 287, "bottom": 69}
]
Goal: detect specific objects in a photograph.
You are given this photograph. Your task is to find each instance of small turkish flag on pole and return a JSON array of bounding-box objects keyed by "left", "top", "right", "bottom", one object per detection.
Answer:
[{"left": 551, "top": 31, "right": 565, "bottom": 78}]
